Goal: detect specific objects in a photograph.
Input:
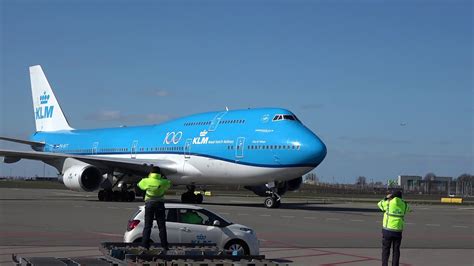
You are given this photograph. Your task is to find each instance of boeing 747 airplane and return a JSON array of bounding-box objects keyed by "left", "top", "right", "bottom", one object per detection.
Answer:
[{"left": 0, "top": 65, "right": 326, "bottom": 208}]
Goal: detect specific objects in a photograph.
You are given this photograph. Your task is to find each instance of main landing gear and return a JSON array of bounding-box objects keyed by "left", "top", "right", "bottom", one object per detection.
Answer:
[
  {"left": 98, "top": 189, "right": 135, "bottom": 202},
  {"left": 97, "top": 174, "right": 136, "bottom": 202},
  {"left": 181, "top": 185, "right": 204, "bottom": 204}
]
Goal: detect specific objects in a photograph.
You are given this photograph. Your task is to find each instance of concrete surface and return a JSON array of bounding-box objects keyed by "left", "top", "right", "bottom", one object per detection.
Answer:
[{"left": 0, "top": 188, "right": 473, "bottom": 265}]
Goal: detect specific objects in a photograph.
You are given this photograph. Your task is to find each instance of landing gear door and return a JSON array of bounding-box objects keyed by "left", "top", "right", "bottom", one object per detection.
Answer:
[{"left": 235, "top": 137, "right": 245, "bottom": 159}]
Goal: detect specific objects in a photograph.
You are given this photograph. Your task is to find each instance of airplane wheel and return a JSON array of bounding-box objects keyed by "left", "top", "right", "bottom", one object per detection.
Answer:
[
  {"left": 275, "top": 199, "right": 281, "bottom": 208},
  {"left": 264, "top": 196, "right": 280, "bottom": 208},
  {"left": 181, "top": 192, "right": 193, "bottom": 203},
  {"left": 113, "top": 191, "right": 121, "bottom": 201},
  {"left": 120, "top": 191, "right": 130, "bottom": 201},
  {"left": 127, "top": 191, "right": 135, "bottom": 202},
  {"left": 104, "top": 190, "right": 113, "bottom": 201},
  {"left": 98, "top": 190, "right": 105, "bottom": 201},
  {"left": 195, "top": 193, "right": 203, "bottom": 204},
  {"left": 264, "top": 197, "right": 275, "bottom": 208}
]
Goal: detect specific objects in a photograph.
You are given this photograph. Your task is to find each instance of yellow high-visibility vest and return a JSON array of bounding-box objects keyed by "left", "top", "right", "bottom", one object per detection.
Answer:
[
  {"left": 138, "top": 173, "right": 171, "bottom": 201},
  {"left": 377, "top": 197, "right": 410, "bottom": 232}
]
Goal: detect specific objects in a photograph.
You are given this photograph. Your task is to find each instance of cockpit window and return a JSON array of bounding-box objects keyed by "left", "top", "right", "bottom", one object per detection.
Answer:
[{"left": 272, "top": 114, "right": 299, "bottom": 122}]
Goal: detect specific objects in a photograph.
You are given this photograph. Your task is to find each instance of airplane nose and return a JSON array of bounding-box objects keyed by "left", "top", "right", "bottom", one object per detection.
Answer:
[{"left": 303, "top": 133, "right": 327, "bottom": 166}]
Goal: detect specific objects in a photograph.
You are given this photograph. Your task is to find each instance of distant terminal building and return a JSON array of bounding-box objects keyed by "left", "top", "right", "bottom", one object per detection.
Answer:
[
  {"left": 398, "top": 175, "right": 454, "bottom": 194},
  {"left": 398, "top": 175, "right": 422, "bottom": 192}
]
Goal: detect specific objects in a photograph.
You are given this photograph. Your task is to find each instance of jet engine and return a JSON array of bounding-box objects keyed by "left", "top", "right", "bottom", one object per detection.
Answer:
[
  {"left": 245, "top": 177, "right": 303, "bottom": 197},
  {"left": 62, "top": 164, "right": 102, "bottom": 192}
]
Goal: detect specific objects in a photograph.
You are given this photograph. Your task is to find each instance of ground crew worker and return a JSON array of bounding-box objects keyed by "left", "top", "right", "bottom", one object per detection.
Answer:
[
  {"left": 377, "top": 190, "right": 410, "bottom": 266},
  {"left": 138, "top": 167, "right": 171, "bottom": 250}
]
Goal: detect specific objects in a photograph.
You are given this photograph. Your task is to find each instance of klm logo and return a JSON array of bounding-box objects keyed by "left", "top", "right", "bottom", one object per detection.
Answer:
[
  {"left": 40, "top": 91, "right": 50, "bottom": 105},
  {"left": 193, "top": 137, "right": 208, "bottom": 145},
  {"left": 36, "top": 91, "right": 54, "bottom": 120},
  {"left": 35, "top": 106, "right": 54, "bottom": 120}
]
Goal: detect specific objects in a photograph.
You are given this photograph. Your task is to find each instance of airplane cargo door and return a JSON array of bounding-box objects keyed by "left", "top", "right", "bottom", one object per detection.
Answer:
[
  {"left": 131, "top": 140, "right": 138, "bottom": 159},
  {"left": 235, "top": 137, "right": 245, "bottom": 159}
]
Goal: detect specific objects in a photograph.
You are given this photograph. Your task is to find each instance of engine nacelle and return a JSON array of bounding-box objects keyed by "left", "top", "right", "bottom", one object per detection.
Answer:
[
  {"left": 287, "top": 177, "right": 303, "bottom": 191},
  {"left": 62, "top": 165, "right": 102, "bottom": 192}
]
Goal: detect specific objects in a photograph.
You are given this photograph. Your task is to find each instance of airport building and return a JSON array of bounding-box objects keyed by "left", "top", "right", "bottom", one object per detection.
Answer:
[
  {"left": 398, "top": 175, "right": 422, "bottom": 191},
  {"left": 398, "top": 175, "right": 454, "bottom": 194}
]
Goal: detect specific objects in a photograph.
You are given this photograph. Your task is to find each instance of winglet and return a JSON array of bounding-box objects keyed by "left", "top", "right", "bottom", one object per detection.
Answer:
[{"left": 30, "top": 65, "right": 73, "bottom": 132}]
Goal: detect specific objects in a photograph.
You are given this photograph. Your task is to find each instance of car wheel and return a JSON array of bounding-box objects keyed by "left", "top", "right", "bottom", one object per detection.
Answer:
[{"left": 224, "top": 239, "right": 250, "bottom": 255}]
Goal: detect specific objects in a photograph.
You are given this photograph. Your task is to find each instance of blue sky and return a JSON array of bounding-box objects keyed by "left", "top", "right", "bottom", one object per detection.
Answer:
[{"left": 0, "top": 0, "right": 472, "bottom": 182}]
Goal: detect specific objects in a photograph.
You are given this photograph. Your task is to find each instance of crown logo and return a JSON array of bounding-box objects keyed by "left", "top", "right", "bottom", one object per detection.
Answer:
[
  {"left": 40, "top": 91, "right": 50, "bottom": 105},
  {"left": 200, "top": 130, "right": 208, "bottom": 137}
]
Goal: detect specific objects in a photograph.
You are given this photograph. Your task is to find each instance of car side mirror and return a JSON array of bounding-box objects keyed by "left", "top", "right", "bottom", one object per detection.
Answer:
[{"left": 212, "top": 220, "right": 221, "bottom": 227}]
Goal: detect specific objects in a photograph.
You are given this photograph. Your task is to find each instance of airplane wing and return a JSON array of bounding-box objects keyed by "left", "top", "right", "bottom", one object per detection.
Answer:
[
  {"left": 0, "top": 136, "right": 45, "bottom": 149},
  {"left": 0, "top": 149, "right": 177, "bottom": 176}
]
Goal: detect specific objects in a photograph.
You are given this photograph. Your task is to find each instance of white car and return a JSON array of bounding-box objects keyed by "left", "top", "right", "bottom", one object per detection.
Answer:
[{"left": 124, "top": 203, "right": 259, "bottom": 255}]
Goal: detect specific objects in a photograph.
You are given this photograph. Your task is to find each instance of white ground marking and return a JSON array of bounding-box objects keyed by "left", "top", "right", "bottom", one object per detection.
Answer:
[
  {"left": 326, "top": 218, "right": 340, "bottom": 221},
  {"left": 74, "top": 205, "right": 84, "bottom": 208},
  {"left": 304, "top": 217, "right": 316, "bottom": 219},
  {"left": 219, "top": 212, "right": 230, "bottom": 215},
  {"left": 237, "top": 213, "right": 249, "bottom": 216},
  {"left": 350, "top": 219, "right": 364, "bottom": 222},
  {"left": 452, "top": 225, "right": 469, "bottom": 228},
  {"left": 260, "top": 214, "right": 271, "bottom": 217},
  {"left": 406, "top": 222, "right": 416, "bottom": 225},
  {"left": 107, "top": 207, "right": 118, "bottom": 209},
  {"left": 426, "top": 224, "right": 441, "bottom": 227},
  {"left": 281, "top": 216, "right": 295, "bottom": 218},
  {"left": 458, "top": 207, "right": 474, "bottom": 210}
]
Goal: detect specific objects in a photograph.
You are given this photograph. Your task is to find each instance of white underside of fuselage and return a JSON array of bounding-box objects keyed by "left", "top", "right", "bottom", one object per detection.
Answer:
[{"left": 95, "top": 153, "right": 313, "bottom": 186}]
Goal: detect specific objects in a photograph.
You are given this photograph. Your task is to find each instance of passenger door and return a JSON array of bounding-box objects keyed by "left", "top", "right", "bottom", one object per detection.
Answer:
[
  {"left": 150, "top": 208, "right": 181, "bottom": 244},
  {"left": 177, "top": 208, "right": 222, "bottom": 245}
]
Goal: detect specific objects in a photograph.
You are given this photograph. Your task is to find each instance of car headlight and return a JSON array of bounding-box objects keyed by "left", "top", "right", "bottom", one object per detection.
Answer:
[{"left": 239, "top": 227, "right": 254, "bottom": 234}]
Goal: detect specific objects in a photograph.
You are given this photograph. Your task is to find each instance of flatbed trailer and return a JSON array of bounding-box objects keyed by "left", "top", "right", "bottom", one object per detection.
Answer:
[{"left": 12, "top": 242, "right": 283, "bottom": 266}]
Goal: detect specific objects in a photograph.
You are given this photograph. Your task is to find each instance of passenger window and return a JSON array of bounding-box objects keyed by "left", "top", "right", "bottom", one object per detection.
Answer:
[{"left": 178, "top": 209, "right": 209, "bottom": 225}]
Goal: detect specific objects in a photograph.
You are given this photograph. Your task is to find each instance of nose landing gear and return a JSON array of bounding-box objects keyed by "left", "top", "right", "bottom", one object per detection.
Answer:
[{"left": 264, "top": 190, "right": 281, "bottom": 208}]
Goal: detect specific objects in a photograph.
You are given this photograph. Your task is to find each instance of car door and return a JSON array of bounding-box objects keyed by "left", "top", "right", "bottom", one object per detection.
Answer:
[
  {"left": 150, "top": 208, "right": 181, "bottom": 244},
  {"left": 177, "top": 208, "right": 223, "bottom": 245}
]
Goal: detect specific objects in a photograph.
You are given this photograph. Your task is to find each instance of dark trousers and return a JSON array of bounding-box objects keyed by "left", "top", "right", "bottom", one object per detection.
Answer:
[
  {"left": 382, "top": 229, "right": 402, "bottom": 266},
  {"left": 142, "top": 201, "right": 168, "bottom": 249}
]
